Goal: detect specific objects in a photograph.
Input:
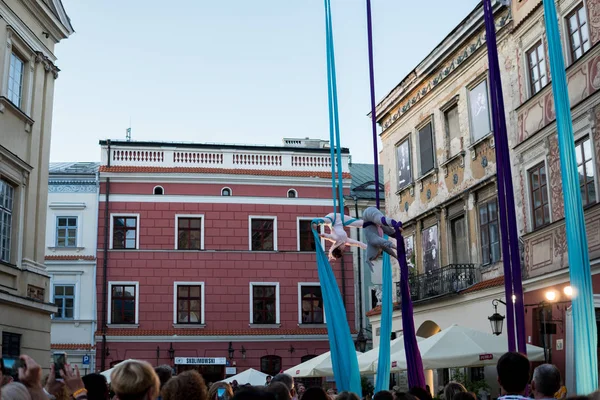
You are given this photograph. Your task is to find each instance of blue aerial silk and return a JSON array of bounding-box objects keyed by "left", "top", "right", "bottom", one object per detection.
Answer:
[
  {"left": 312, "top": 224, "right": 362, "bottom": 395},
  {"left": 375, "top": 249, "right": 392, "bottom": 393},
  {"left": 543, "top": 0, "right": 598, "bottom": 393}
]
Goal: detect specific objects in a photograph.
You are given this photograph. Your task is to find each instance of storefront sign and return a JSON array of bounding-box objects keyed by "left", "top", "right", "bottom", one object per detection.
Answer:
[
  {"left": 226, "top": 367, "right": 237, "bottom": 375},
  {"left": 479, "top": 354, "right": 493, "bottom": 361},
  {"left": 175, "top": 357, "right": 227, "bottom": 365}
]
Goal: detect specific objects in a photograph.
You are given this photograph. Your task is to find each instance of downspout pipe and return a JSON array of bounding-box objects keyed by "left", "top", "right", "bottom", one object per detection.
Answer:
[{"left": 101, "top": 140, "right": 111, "bottom": 371}]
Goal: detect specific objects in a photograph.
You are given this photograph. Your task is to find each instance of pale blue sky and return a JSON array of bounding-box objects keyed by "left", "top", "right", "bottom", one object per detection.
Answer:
[{"left": 50, "top": 0, "right": 480, "bottom": 164}]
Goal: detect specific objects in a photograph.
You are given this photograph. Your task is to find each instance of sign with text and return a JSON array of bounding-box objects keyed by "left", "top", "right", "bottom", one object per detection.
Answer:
[
  {"left": 479, "top": 354, "right": 493, "bottom": 361},
  {"left": 225, "top": 367, "right": 237, "bottom": 375},
  {"left": 175, "top": 357, "right": 227, "bottom": 365}
]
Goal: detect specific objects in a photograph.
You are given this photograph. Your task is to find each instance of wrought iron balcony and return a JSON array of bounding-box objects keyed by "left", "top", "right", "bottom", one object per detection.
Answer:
[{"left": 396, "top": 264, "right": 479, "bottom": 302}]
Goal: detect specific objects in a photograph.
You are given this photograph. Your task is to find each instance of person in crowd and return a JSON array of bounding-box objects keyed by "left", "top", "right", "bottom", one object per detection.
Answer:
[
  {"left": 233, "top": 386, "right": 276, "bottom": 400},
  {"left": 327, "top": 389, "right": 336, "bottom": 399},
  {"left": 81, "top": 373, "right": 109, "bottom": 400},
  {"left": 453, "top": 393, "right": 476, "bottom": 400},
  {"left": 393, "top": 392, "right": 418, "bottom": 400},
  {"left": 208, "top": 382, "right": 234, "bottom": 400},
  {"left": 110, "top": 360, "right": 159, "bottom": 400},
  {"left": 266, "top": 376, "right": 273, "bottom": 386},
  {"left": 154, "top": 365, "right": 173, "bottom": 399},
  {"left": 409, "top": 387, "right": 433, "bottom": 400},
  {"left": 302, "top": 387, "right": 330, "bottom": 400},
  {"left": 271, "top": 374, "right": 296, "bottom": 400},
  {"left": 496, "top": 352, "right": 531, "bottom": 400},
  {"left": 297, "top": 385, "right": 306, "bottom": 399},
  {"left": 161, "top": 370, "right": 208, "bottom": 400},
  {"left": 336, "top": 392, "right": 360, "bottom": 400},
  {"left": 444, "top": 382, "right": 467, "bottom": 400},
  {"left": 231, "top": 380, "right": 240, "bottom": 393},
  {"left": 372, "top": 391, "right": 394, "bottom": 400},
  {"left": 531, "top": 364, "right": 561, "bottom": 400},
  {"left": 1, "top": 382, "right": 32, "bottom": 400},
  {"left": 268, "top": 382, "right": 293, "bottom": 400}
]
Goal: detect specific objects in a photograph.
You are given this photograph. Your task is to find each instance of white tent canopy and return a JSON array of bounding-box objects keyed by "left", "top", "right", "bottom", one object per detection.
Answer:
[
  {"left": 222, "top": 368, "right": 269, "bottom": 386},
  {"left": 100, "top": 359, "right": 136, "bottom": 383},
  {"left": 358, "top": 335, "right": 425, "bottom": 374},
  {"left": 389, "top": 324, "right": 545, "bottom": 371},
  {"left": 284, "top": 351, "right": 363, "bottom": 378}
]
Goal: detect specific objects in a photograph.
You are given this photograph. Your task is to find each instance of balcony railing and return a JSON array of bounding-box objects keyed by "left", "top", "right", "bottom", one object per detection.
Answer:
[{"left": 396, "top": 264, "right": 479, "bottom": 302}]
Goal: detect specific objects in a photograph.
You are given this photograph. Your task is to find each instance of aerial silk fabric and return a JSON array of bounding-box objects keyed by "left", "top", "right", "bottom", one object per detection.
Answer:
[
  {"left": 375, "top": 249, "right": 392, "bottom": 392},
  {"left": 482, "top": 0, "right": 527, "bottom": 354},
  {"left": 312, "top": 224, "right": 362, "bottom": 395},
  {"left": 542, "top": 0, "right": 598, "bottom": 393}
]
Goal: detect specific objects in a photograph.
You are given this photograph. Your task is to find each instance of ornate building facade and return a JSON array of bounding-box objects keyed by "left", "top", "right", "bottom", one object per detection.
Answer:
[{"left": 0, "top": 0, "right": 72, "bottom": 369}]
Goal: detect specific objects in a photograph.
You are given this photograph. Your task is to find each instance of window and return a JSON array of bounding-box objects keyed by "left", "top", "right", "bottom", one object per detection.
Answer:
[
  {"left": 250, "top": 283, "right": 279, "bottom": 324},
  {"left": 422, "top": 225, "right": 439, "bottom": 273},
  {"left": 250, "top": 217, "right": 276, "bottom": 251},
  {"left": 418, "top": 122, "right": 435, "bottom": 175},
  {"left": 576, "top": 137, "right": 596, "bottom": 206},
  {"left": 405, "top": 235, "right": 416, "bottom": 270},
  {"left": 526, "top": 42, "right": 548, "bottom": 95},
  {"left": 287, "top": 189, "right": 297, "bottom": 198},
  {"left": 109, "top": 283, "right": 138, "bottom": 324},
  {"left": 174, "top": 283, "right": 204, "bottom": 324},
  {"left": 112, "top": 216, "right": 138, "bottom": 249},
  {"left": 260, "top": 355, "right": 282, "bottom": 376},
  {"left": 56, "top": 217, "right": 77, "bottom": 247},
  {"left": 299, "top": 284, "right": 324, "bottom": 324},
  {"left": 445, "top": 105, "right": 461, "bottom": 156},
  {"left": 7, "top": 53, "right": 24, "bottom": 107},
  {"left": 177, "top": 217, "right": 203, "bottom": 250},
  {"left": 529, "top": 163, "right": 551, "bottom": 229},
  {"left": 1, "top": 332, "right": 21, "bottom": 369},
  {"left": 567, "top": 4, "right": 590, "bottom": 63},
  {"left": 396, "top": 139, "right": 413, "bottom": 190},
  {"left": 479, "top": 199, "right": 501, "bottom": 265},
  {"left": 298, "top": 219, "right": 316, "bottom": 252},
  {"left": 0, "top": 179, "right": 14, "bottom": 263},
  {"left": 221, "top": 187, "right": 231, "bottom": 196},
  {"left": 153, "top": 186, "right": 164, "bottom": 195},
  {"left": 53, "top": 285, "right": 75, "bottom": 319},
  {"left": 468, "top": 80, "right": 492, "bottom": 142},
  {"left": 450, "top": 216, "right": 469, "bottom": 264}
]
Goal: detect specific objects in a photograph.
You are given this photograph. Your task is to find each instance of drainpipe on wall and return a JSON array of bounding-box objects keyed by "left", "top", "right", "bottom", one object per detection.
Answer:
[
  {"left": 100, "top": 140, "right": 111, "bottom": 371},
  {"left": 91, "top": 169, "right": 100, "bottom": 371}
]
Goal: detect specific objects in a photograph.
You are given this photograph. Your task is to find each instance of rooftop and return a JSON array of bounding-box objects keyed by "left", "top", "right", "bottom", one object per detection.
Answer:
[
  {"left": 49, "top": 162, "right": 99, "bottom": 175},
  {"left": 349, "top": 163, "right": 384, "bottom": 200}
]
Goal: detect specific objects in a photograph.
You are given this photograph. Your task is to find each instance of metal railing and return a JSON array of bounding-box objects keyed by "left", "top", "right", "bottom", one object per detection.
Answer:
[{"left": 396, "top": 264, "right": 479, "bottom": 302}]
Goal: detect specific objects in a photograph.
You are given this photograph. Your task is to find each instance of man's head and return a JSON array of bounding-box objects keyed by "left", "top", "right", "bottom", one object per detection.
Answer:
[
  {"left": 532, "top": 364, "right": 561, "bottom": 399},
  {"left": 409, "top": 387, "right": 432, "bottom": 400},
  {"left": 497, "top": 352, "right": 531, "bottom": 395},
  {"left": 373, "top": 391, "right": 394, "bottom": 400},
  {"left": 154, "top": 365, "right": 173, "bottom": 390},
  {"left": 271, "top": 374, "right": 294, "bottom": 397},
  {"left": 82, "top": 373, "right": 109, "bottom": 400},
  {"left": 266, "top": 376, "right": 272, "bottom": 384}
]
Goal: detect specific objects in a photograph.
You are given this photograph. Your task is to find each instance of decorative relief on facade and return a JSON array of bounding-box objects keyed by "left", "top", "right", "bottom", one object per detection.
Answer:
[
  {"left": 567, "top": 67, "right": 590, "bottom": 105},
  {"left": 27, "top": 285, "right": 45, "bottom": 302},
  {"left": 520, "top": 171, "right": 528, "bottom": 232},
  {"left": 530, "top": 234, "right": 553, "bottom": 270},
  {"left": 381, "top": 11, "right": 511, "bottom": 131},
  {"left": 547, "top": 134, "right": 565, "bottom": 220},
  {"left": 594, "top": 106, "right": 600, "bottom": 174},
  {"left": 587, "top": 0, "right": 600, "bottom": 46},
  {"left": 553, "top": 225, "right": 567, "bottom": 268},
  {"left": 48, "top": 184, "right": 97, "bottom": 193}
]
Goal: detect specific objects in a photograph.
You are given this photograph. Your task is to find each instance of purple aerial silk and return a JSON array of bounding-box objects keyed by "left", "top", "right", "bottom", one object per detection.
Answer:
[
  {"left": 482, "top": 0, "right": 527, "bottom": 353},
  {"left": 366, "top": 0, "right": 380, "bottom": 210}
]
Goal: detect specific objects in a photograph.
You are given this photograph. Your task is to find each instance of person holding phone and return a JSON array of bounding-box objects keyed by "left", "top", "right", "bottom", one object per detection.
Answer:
[{"left": 208, "top": 382, "right": 234, "bottom": 400}]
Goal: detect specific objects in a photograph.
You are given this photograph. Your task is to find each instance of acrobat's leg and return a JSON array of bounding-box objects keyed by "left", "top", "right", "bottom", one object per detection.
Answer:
[
  {"left": 346, "top": 238, "right": 367, "bottom": 249},
  {"left": 381, "top": 244, "right": 397, "bottom": 259}
]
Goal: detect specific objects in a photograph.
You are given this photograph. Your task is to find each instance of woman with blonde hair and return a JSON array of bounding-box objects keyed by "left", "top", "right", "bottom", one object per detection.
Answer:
[
  {"left": 208, "top": 382, "right": 234, "bottom": 400},
  {"left": 443, "top": 382, "right": 467, "bottom": 400},
  {"left": 110, "top": 360, "right": 160, "bottom": 400}
]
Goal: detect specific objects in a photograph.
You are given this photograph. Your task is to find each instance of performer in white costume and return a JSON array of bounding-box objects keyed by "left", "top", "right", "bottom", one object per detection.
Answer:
[{"left": 319, "top": 213, "right": 366, "bottom": 261}]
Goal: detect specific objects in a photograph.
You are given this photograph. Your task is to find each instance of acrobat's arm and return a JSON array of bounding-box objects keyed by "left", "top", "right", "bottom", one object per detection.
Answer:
[
  {"left": 346, "top": 238, "right": 367, "bottom": 249},
  {"left": 319, "top": 233, "right": 337, "bottom": 243},
  {"left": 341, "top": 215, "right": 364, "bottom": 228}
]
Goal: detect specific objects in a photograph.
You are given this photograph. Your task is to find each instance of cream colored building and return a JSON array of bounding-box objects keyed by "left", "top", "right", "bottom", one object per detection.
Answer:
[{"left": 0, "top": 0, "right": 72, "bottom": 369}]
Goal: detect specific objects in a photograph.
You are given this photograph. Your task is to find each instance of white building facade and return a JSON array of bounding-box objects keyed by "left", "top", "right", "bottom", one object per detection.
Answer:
[{"left": 46, "top": 162, "right": 99, "bottom": 373}]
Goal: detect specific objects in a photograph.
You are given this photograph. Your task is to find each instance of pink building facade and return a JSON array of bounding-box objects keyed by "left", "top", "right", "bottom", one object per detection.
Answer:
[{"left": 95, "top": 139, "right": 355, "bottom": 383}]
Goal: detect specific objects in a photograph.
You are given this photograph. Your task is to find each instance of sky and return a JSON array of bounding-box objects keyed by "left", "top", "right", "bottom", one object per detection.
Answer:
[{"left": 50, "top": 0, "right": 480, "bottom": 164}]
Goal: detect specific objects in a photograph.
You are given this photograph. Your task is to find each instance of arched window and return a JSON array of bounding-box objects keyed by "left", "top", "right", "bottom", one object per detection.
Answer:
[
  {"left": 260, "top": 355, "right": 282, "bottom": 376},
  {"left": 153, "top": 186, "right": 164, "bottom": 195},
  {"left": 221, "top": 187, "right": 232, "bottom": 196},
  {"left": 287, "top": 189, "right": 297, "bottom": 198}
]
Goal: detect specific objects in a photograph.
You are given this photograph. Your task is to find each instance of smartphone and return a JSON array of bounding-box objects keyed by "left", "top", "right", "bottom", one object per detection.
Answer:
[
  {"left": 217, "top": 387, "right": 227, "bottom": 400},
  {"left": 53, "top": 352, "right": 67, "bottom": 380}
]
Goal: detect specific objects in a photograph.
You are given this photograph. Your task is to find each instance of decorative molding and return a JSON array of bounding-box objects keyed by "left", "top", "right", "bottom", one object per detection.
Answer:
[
  {"left": 48, "top": 184, "right": 97, "bottom": 193},
  {"left": 48, "top": 202, "right": 87, "bottom": 210}
]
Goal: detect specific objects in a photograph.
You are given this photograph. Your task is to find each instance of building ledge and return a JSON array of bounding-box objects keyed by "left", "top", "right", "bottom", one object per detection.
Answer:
[
  {"left": 0, "top": 96, "right": 34, "bottom": 132},
  {"left": 45, "top": 255, "right": 95, "bottom": 261},
  {"left": 173, "top": 324, "right": 206, "bottom": 329},
  {"left": 249, "top": 324, "right": 281, "bottom": 329},
  {"left": 0, "top": 289, "right": 56, "bottom": 313},
  {"left": 96, "top": 327, "right": 349, "bottom": 337},
  {"left": 298, "top": 324, "right": 327, "bottom": 328},
  {"left": 107, "top": 324, "right": 139, "bottom": 329},
  {"left": 51, "top": 343, "right": 95, "bottom": 351}
]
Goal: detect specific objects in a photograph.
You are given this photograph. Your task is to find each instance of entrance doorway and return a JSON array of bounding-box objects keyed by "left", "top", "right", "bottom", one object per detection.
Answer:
[{"left": 176, "top": 365, "right": 224, "bottom": 383}]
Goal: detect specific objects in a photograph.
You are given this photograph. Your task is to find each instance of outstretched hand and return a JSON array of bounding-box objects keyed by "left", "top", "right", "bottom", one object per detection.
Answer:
[
  {"left": 45, "top": 364, "right": 65, "bottom": 396},
  {"left": 18, "top": 355, "right": 42, "bottom": 389},
  {"left": 60, "top": 364, "right": 85, "bottom": 394}
]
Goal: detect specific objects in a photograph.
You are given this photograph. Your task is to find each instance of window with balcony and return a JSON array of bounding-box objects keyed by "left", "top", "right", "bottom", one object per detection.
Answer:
[
  {"left": 177, "top": 217, "right": 203, "bottom": 250},
  {"left": 526, "top": 41, "right": 548, "bottom": 95},
  {"left": 7, "top": 53, "right": 24, "bottom": 108},
  {"left": 299, "top": 284, "right": 324, "bottom": 324},
  {"left": 109, "top": 282, "right": 138, "bottom": 325},
  {"left": 56, "top": 217, "right": 77, "bottom": 247},
  {"left": 567, "top": 4, "right": 590, "bottom": 63},
  {"left": 0, "top": 179, "right": 14, "bottom": 263},
  {"left": 261, "top": 355, "right": 282, "bottom": 376},
  {"left": 479, "top": 199, "right": 501, "bottom": 265},
  {"left": 175, "top": 283, "right": 204, "bottom": 324},
  {"left": 53, "top": 285, "right": 75, "bottom": 319},
  {"left": 468, "top": 80, "right": 492, "bottom": 142},
  {"left": 418, "top": 122, "right": 435, "bottom": 176},
  {"left": 250, "top": 217, "right": 276, "bottom": 251},
  {"left": 528, "top": 163, "right": 551, "bottom": 229},
  {"left": 422, "top": 225, "right": 439, "bottom": 273},
  {"left": 445, "top": 105, "right": 461, "bottom": 157},
  {"left": 576, "top": 137, "right": 596, "bottom": 206},
  {"left": 251, "top": 283, "right": 279, "bottom": 324},
  {"left": 112, "top": 215, "right": 138, "bottom": 249},
  {"left": 396, "top": 139, "right": 413, "bottom": 190}
]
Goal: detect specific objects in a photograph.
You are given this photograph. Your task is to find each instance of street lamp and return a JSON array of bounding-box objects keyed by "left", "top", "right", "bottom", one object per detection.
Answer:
[
  {"left": 168, "top": 343, "right": 175, "bottom": 361},
  {"left": 356, "top": 329, "right": 368, "bottom": 352},
  {"left": 228, "top": 342, "right": 235, "bottom": 359},
  {"left": 488, "top": 299, "right": 506, "bottom": 336},
  {"left": 241, "top": 346, "right": 246, "bottom": 360}
]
